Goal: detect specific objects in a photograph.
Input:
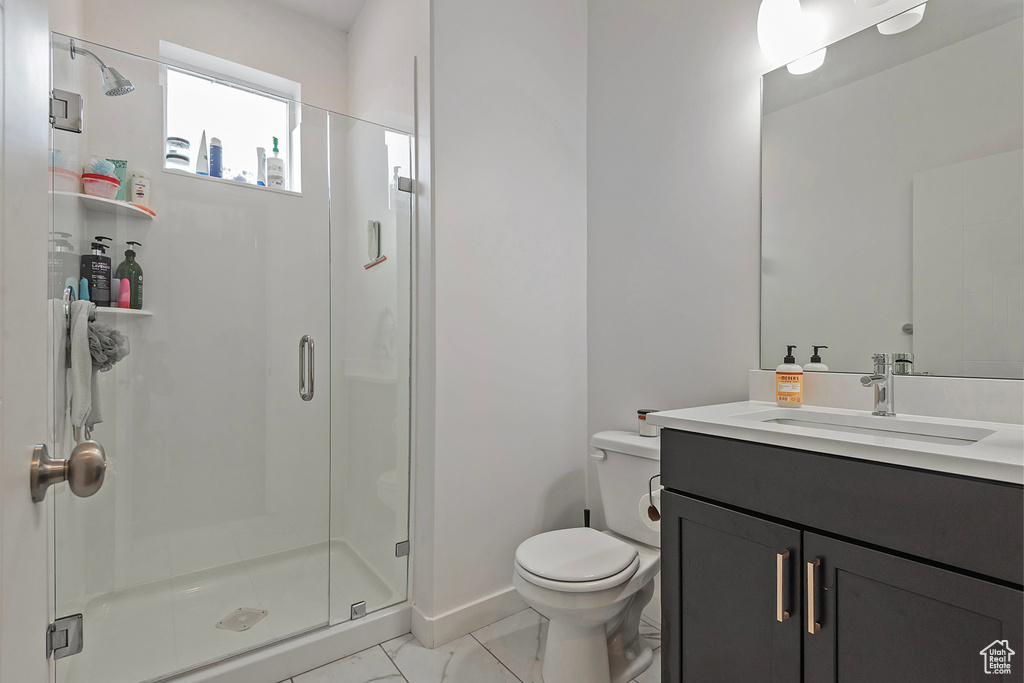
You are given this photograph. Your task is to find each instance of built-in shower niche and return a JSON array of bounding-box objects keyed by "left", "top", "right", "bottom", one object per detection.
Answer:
[{"left": 49, "top": 35, "right": 411, "bottom": 683}]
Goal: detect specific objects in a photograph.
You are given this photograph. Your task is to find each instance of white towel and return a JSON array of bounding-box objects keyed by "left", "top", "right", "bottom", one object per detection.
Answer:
[{"left": 69, "top": 300, "right": 101, "bottom": 432}]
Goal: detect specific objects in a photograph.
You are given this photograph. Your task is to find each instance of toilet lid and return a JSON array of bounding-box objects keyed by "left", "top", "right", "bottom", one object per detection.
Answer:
[{"left": 515, "top": 528, "right": 638, "bottom": 582}]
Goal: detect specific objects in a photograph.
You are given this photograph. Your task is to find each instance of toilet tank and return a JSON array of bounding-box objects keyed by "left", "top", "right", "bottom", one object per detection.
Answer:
[{"left": 591, "top": 430, "right": 660, "bottom": 548}]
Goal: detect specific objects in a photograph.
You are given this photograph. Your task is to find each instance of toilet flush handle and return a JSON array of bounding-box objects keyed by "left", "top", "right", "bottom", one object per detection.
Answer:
[{"left": 590, "top": 448, "right": 607, "bottom": 461}]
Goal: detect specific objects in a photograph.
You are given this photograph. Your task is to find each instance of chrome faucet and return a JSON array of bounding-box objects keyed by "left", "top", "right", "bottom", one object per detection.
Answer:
[{"left": 861, "top": 353, "right": 896, "bottom": 416}]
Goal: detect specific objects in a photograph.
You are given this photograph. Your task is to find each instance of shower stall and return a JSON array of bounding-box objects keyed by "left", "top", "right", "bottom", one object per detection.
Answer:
[{"left": 47, "top": 36, "right": 412, "bottom": 683}]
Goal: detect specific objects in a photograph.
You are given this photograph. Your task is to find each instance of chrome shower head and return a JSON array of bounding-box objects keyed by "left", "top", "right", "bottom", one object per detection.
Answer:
[
  {"left": 100, "top": 65, "right": 134, "bottom": 97},
  {"left": 69, "top": 39, "right": 135, "bottom": 96}
]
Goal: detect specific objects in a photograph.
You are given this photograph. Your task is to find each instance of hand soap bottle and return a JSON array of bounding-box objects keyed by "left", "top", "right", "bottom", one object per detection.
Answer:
[
  {"left": 805, "top": 345, "right": 829, "bottom": 372},
  {"left": 266, "top": 137, "right": 285, "bottom": 188},
  {"left": 776, "top": 345, "right": 803, "bottom": 407}
]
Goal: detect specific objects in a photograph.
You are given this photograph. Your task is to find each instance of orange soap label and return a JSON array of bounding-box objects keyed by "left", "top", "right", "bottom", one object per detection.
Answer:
[{"left": 776, "top": 373, "right": 803, "bottom": 403}]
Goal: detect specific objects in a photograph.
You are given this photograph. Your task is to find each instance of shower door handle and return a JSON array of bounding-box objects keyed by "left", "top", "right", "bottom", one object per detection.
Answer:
[{"left": 299, "top": 336, "right": 315, "bottom": 401}]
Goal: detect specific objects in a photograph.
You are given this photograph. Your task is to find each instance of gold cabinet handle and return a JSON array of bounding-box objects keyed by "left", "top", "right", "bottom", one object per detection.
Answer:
[
  {"left": 807, "top": 557, "right": 821, "bottom": 634},
  {"left": 776, "top": 550, "right": 790, "bottom": 622}
]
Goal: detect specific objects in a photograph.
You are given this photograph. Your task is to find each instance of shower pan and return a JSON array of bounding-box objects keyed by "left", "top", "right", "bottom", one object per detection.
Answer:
[{"left": 47, "top": 36, "right": 413, "bottom": 683}]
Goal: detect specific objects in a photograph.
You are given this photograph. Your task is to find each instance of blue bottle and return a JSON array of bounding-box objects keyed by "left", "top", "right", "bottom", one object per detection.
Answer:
[{"left": 210, "top": 137, "right": 223, "bottom": 178}]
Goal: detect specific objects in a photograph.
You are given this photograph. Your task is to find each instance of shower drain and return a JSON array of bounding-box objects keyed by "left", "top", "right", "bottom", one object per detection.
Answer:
[{"left": 216, "top": 608, "right": 268, "bottom": 632}]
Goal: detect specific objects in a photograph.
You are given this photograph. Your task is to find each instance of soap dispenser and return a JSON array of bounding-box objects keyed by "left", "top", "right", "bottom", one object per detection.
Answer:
[
  {"left": 776, "top": 345, "right": 803, "bottom": 407},
  {"left": 266, "top": 136, "right": 285, "bottom": 188},
  {"left": 805, "top": 346, "right": 829, "bottom": 372},
  {"left": 114, "top": 241, "right": 144, "bottom": 310},
  {"left": 80, "top": 236, "right": 113, "bottom": 307}
]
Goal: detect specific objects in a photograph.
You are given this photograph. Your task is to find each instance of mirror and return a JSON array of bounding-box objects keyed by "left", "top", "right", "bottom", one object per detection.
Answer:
[{"left": 760, "top": 0, "right": 1023, "bottom": 378}]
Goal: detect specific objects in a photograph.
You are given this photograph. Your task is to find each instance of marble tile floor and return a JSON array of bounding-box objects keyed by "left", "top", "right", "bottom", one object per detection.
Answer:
[{"left": 282, "top": 608, "right": 662, "bottom": 683}]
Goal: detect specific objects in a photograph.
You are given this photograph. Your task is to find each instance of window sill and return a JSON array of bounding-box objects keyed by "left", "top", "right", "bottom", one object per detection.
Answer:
[{"left": 162, "top": 167, "right": 302, "bottom": 197}]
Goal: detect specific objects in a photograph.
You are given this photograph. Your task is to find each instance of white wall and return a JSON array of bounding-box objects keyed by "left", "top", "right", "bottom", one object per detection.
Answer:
[
  {"left": 585, "top": 0, "right": 926, "bottom": 528},
  {"left": 347, "top": 0, "right": 426, "bottom": 130},
  {"left": 424, "top": 0, "right": 589, "bottom": 645},
  {"left": 51, "top": 0, "right": 348, "bottom": 114}
]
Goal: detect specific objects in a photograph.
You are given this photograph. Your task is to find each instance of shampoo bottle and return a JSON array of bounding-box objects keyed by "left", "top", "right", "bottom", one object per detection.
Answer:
[
  {"left": 256, "top": 147, "right": 266, "bottom": 186},
  {"left": 209, "top": 137, "right": 223, "bottom": 178},
  {"left": 775, "top": 345, "right": 803, "bottom": 407},
  {"left": 115, "top": 241, "right": 144, "bottom": 310},
  {"left": 266, "top": 137, "right": 285, "bottom": 188},
  {"left": 805, "top": 345, "right": 829, "bottom": 372},
  {"left": 80, "top": 236, "right": 112, "bottom": 307}
]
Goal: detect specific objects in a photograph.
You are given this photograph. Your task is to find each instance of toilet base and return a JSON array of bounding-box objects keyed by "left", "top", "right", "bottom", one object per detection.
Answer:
[
  {"left": 542, "top": 620, "right": 613, "bottom": 683},
  {"left": 534, "top": 578, "right": 656, "bottom": 683}
]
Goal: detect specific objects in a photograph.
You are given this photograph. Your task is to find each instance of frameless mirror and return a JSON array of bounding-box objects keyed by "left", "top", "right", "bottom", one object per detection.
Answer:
[{"left": 760, "top": 0, "right": 1023, "bottom": 378}]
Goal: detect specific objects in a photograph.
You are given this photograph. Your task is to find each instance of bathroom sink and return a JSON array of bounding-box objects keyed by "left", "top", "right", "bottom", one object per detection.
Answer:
[
  {"left": 645, "top": 401, "right": 1023, "bottom": 484},
  {"left": 737, "top": 409, "right": 995, "bottom": 446}
]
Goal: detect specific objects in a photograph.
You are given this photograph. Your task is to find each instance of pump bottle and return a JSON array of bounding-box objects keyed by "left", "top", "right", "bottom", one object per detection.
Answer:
[
  {"left": 114, "top": 241, "right": 144, "bottom": 310},
  {"left": 805, "top": 345, "right": 829, "bottom": 372},
  {"left": 266, "top": 136, "right": 285, "bottom": 188},
  {"left": 776, "top": 345, "right": 803, "bottom": 407},
  {"left": 80, "top": 236, "right": 113, "bottom": 307}
]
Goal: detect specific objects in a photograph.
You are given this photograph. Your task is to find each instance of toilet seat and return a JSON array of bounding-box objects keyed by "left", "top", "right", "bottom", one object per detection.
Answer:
[
  {"left": 516, "top": 527, "right": 638, "bottom": 581},
  {"left": 514, "top": 528, "right": 641, "bottom": 593},
  {"left": 515, "top": 555, "right": 640, "bottom": 593}
]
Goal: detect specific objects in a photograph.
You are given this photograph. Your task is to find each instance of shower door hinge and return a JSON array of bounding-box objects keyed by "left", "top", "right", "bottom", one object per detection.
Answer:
[
  {"left": 396, "top": 540, "right": 410, "bottom": 557},
  {"left": 50, "top": 89, "right": 83, "bottom": 133},
  {"left": 398, "top": 176, "right": 414, "bottom": 193},
  {"left": 47, "top": 614, "right": 84, "bottom": 660}
]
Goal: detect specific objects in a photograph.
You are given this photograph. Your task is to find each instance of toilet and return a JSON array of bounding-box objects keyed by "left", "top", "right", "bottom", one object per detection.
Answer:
[{"left": 513, "top": 431, "right": 661, "bottom": 683}]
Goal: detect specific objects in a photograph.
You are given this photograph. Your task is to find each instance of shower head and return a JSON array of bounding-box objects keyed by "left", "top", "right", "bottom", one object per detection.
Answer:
[
  {"left": 69, "top": 39, "right": 135, "bottom": 96},
  {"left": 100, "top": 66, "right": 134, "bottom": 97}
]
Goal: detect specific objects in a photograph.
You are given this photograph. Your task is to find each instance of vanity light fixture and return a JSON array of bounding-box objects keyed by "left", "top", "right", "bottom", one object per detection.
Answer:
[
  {"left": 876, "top": 3, "right": 926, "bottom": 35},
  {"left": 757, "top": 0, "right": 828, "bottom": 75}
]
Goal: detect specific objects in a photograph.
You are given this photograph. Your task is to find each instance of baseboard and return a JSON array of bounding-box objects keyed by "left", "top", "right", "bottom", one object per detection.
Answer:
[
  {"left": 171, "top": 604, "right": 411, "bottom": 683},
  {"left": 411, "top": 586, "right": 527, "bottom": 648}
]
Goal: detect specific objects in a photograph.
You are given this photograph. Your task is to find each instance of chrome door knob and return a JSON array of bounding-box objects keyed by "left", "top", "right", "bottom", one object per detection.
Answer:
[{"left": 31, "top": 441, "right": 107, "bottom": 503}]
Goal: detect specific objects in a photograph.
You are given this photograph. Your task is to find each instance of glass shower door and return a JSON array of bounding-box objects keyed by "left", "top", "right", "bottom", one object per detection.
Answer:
[
  {"left": 50, "top": 37, "right": 332, "bottom": 683},
  {"left": 328, "top": 113, "right": 412, "bottom": 624}
]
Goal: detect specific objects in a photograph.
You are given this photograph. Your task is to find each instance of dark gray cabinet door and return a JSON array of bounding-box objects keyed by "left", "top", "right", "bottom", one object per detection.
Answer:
[
  {"left": 662, "top": 492, "right": 802, "bottom": 683},
  {"left": 804, "top": 532, "right": 1024, "bottom": 682}
]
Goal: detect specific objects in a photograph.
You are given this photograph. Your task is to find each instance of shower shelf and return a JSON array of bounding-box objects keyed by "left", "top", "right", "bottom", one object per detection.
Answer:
[
  {"left": 52, "top": 191, "right": 155, "bottom": 219},
  {"left": 94, "top": 308, "right": 153, "bottom": 318}
]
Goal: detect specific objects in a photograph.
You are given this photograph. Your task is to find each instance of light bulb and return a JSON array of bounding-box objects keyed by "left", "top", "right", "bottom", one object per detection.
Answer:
[
  {"left": 877, "top": 3, "right": 926, "bottom": 35},
  {"left": 758, "top": 0, "right": 827, "bottom": 72},
  {"left": 787, "top": 48, "right": 827, "bottom": 75},
  {"left": 758, "top": 0, "right": 804, "bottom": 62}
]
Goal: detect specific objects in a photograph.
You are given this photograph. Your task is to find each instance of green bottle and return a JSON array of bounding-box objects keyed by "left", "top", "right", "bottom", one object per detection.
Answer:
[{"left": 115, "top": 241, "right": 144, "bottom": 309}]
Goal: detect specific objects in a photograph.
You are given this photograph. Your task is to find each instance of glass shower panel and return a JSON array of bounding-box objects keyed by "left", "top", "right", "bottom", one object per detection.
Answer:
[
  {"left": 328, "top": 113, "right": 412, "bottom": 624},
  {"left": 50, "top": 36, "right": 331, "bottom": 683}
]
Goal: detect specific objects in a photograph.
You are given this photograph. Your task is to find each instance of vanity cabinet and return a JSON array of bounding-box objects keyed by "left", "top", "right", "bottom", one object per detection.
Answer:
[{"left": 660, "top": 429, "right": 1024, "bottom": 683}]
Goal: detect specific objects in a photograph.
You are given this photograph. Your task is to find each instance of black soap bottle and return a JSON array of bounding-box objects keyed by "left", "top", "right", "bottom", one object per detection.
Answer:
[
  {"left": 80, "top": 236, "right": 112, "bottom": 306},
  {"left": 115, "top": 241, "right": 144, "bottom": 310}
]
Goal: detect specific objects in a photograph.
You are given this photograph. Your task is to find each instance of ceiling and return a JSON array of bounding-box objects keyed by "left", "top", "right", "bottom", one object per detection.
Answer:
[{"left": 264, "top": 0, "right": 369, "bottom": 32}]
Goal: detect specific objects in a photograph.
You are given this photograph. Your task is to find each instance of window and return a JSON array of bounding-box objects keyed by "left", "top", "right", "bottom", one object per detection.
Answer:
[{"left": 162, "top": 49, "right": 299, "bottom": 191}]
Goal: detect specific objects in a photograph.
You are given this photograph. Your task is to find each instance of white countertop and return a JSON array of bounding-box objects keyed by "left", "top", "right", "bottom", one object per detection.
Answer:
[{"left": 646, "top": 401, "right": 1024, "bottom": 484}]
